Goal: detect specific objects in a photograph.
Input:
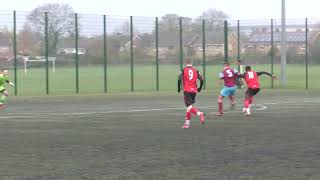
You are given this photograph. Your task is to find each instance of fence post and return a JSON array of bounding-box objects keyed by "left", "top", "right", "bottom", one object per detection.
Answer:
[
  {"left": 13, "top": 11, "right": 17, "bottom": 96},
  {"left": 305, "top": 18, "right": 308, "bottom": 90},
  {"left": 224, "top": 20, "right": 228, "bottom": 63},
  {"left": 155, "top": 17, "right": 159, "bottom": 91},
  {"left": 271, "top": 19, "right": 274, "bottom": 88},
  {"left": 179, "top": 17, "right": 183, "bottom": 69},
  {"left": 202, "top": 19, "right": 206, "bottom": 89},
  {"left": 237, "top": 20, "right": 240, "bottom": 72},
  {"left": 75, "top": 13, "right": 79, "bottom": 94},
  {"left": 45, "top": 12, "right": 49, "bottom": 94},
  {"left": 103, "top": 15, "right": 107, "bottom": 93},
  {"left": 130, "top": 16, "right": 134, "bottom": 92}
]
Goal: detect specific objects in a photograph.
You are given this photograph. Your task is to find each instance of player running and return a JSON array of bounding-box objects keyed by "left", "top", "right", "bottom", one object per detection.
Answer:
[
  {"left": 0, "top": 70, "right": 15, "bottom": 109},
  {"left": 178, "top": 58, "right": 205, "bottom": 129},
  {"left": 216, "top": 62, "right": 238, "bottom": 116},
  {"left": 237, "top": 66, "right": 276, "bottom": 116}
]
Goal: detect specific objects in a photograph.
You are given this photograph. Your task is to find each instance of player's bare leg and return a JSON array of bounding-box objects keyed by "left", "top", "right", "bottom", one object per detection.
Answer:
[
  {"left": 243, "top": 94, "right": 251, "bottom": 116},
  {"left": 0, "top": 90, "right": 8, "bottom": 110},
  {"left": 229, "top": 95, "right": 236, "bottom": 110},
  {"left": 249, "top": 96, "right": 253, "bottom": 105},
  {"left": 216, "top": 95, "right": 224, "bottom": 116}
]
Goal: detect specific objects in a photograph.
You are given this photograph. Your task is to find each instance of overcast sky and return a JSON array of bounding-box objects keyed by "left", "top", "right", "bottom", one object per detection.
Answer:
[{"left": 2, "top": 0, "right": 320, "bottom": 20}]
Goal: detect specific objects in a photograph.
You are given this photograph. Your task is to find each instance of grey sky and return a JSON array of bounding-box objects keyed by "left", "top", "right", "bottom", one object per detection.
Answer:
[{"left": 2, "top": 0, "right": 320, "bottom": 20}]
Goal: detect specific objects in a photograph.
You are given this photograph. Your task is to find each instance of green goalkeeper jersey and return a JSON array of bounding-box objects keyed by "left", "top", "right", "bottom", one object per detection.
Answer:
[{"left": 0, "top": 74, "right": 9, "bottom": 87}]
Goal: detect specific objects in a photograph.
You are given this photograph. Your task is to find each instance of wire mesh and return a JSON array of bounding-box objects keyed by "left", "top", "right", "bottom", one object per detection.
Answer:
[{"left": 1, "top": 10, "right": 320, "bottom": 95}]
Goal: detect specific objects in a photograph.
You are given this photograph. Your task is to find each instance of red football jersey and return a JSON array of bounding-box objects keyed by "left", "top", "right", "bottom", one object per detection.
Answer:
[
  {"left": 181, "top": 66, "right": 199, "bottom": 93},
  {"left": 245, "top": 71, "right": 260, "bottom": 89}
]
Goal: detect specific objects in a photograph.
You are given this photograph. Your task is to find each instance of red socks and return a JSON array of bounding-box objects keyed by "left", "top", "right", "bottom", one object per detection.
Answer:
[
  {"left": 218, "top": 102, "right": 223, "bottom": 113},
  {"left": 244, "top": 98, "right": 250, "bottom": 108},
  {"left": 185, "top": 111, "right": 191, "bottom": 120},
  {"left": 186, "top": 106, "right": 201, "bottom": 121},
  {"left": 190, "top": 107, "right": 199, "bottom": 115}
]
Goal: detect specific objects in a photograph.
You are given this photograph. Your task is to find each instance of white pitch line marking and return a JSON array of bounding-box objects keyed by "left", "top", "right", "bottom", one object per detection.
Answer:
[
  {"left": 263, "top": 100, "right": 320, "bottom": 105},
  {"left": 303, "top": 100, "right": 320, "bottom": 103},
  {"left": 264, "top": 103, "right": 277, "bottom": 105},
  {"left": 0, "top": 106, "right": 217, "bottom": 119},
  {"left": 2, "top": 99, "right": 319, "bottom": 120},
  {"left": 0, "top": 116, "right": 34, "bottom": 119},
  {"left": 255, "top": 105, "right": 268, "bottom": 111},
  {"left": 128, "top": 114, "right": 146, "bottom": 117}
]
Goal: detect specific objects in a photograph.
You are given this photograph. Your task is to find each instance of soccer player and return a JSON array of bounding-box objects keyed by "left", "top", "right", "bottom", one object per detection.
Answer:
[
  {"left": 216, "top": 62, "right": 238, "bottom": 116},
  {"left": 237, "top": 66, "right": 276, "bottom": 116},
  {"left": 178, "top": 58, "right": 205, "bottom": 129},
  {"left": 235, "top": 60, "right": 244, "bottom": 89},
  {"left": 0, "top": 70, "right": 15, "bottom": 109}
]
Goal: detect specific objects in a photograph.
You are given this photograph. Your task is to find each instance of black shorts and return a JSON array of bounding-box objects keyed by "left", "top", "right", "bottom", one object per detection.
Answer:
[
  {"left": 246, "top": 88, "right": 260, "bottom": 96},
  {"left": 184, "top": 92, "right": 196, "bottom": 107}
]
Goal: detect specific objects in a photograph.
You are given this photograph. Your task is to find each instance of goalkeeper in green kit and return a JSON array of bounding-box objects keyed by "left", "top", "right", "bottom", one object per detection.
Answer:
[{"left": 0, "top": 70, "right": 14, "bottom": 109}]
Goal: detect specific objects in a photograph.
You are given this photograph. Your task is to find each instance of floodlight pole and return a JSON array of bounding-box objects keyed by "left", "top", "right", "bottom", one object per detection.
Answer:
[{"left": 280, "top": 0, "right": 287, "bottom": 86}]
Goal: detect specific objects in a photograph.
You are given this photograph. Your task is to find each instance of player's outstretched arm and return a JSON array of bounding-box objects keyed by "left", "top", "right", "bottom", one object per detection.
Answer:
[
  {"left": 177, "top": 71, "right": 182, "bottom": 92},
  {"left": 6, "top": 80, "right": 14, "bottom": 86},
  {"left": 257, "top": 72, "right": 277, "bottom": 79},
  {"left": 177, "top": 79, "right": 181, "bottom": 92},
  {"left": 236, "top": 73, "right": 246, "bottom": 79},
  {"left": 257, "top": 72, "right": 272, "bottom": 77},
  {"left": 217, "top": 71, "right": 224, "bottom": 85},
  {"left": 197, "top": 72, "right": 204, "bottom": 92}
]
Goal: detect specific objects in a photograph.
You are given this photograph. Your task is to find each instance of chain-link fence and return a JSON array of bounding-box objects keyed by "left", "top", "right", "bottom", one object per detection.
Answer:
[{"left": 0, "top": 10, "right": 319, "bottom": 95}]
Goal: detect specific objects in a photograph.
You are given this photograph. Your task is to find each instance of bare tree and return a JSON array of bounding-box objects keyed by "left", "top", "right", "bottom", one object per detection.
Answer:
[
  {"left": 182, "top": 17, "right": 193, "bottom": 33},
  {"left": 18, "top": 23, "right": 42, "bottom": 55},
  {"left": 117, "top": 20, "right": 139, "bottom": 35},
  {"left": 159, "top": 14, "right": 180, "bottom": 32},
  {"left": 27, "top": 3, "right": 76, "bottom": 55},
  {"left": 158, "top": 14, "right": 194, "bottom": 34},
  {"left": 198, "top": 8, "right": 229, "bottom": 31}
]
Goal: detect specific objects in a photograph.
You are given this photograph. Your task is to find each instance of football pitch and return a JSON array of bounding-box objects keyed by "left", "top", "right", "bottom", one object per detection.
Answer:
[{"left": 0, "top": 90, "right": 320, "bottom": 179}]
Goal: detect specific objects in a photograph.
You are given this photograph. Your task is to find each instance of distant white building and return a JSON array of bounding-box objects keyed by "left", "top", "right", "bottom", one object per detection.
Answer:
[{"left": 57, "top": 38, "right": 87, "bottom": 55}]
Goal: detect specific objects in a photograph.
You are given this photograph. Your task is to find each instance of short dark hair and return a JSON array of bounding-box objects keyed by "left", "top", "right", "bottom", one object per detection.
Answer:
[
  {"left": 185, "top": 57, "right": 192, "bottom": 64},
  {"left": 224, "top": 62, "right": 230, "bottom": 66},
  {"left": 245, "top": 65, "right": 251, "bottom": 71}
]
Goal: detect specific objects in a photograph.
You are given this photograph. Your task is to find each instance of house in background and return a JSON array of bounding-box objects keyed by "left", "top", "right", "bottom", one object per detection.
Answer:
[
  {"left": 137, "top": 31, "right": 187, "bottom": 62},
  {"left": 146, "top": 31, "right": 242, "bottom": 61},
  {"left": 120, "top": 35, "right": 142, "bottom": 52},
  {"left": 156, "top": 32, "right": 181, "bottom": 59},
  {"left": 192, "top": 32, "right": 242, "bottom": 58},
  {"left": 57, "top": 38, "right": 87, "bottom": 55},
  {"left": 0, "top": 32, "right": 12, "bottom": 61},
  {"left": 246, "top": 31, "right": 320, "bottom": 55},
  {"left": 114, "top": 31, "right": 242, "bottom": 62}
]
